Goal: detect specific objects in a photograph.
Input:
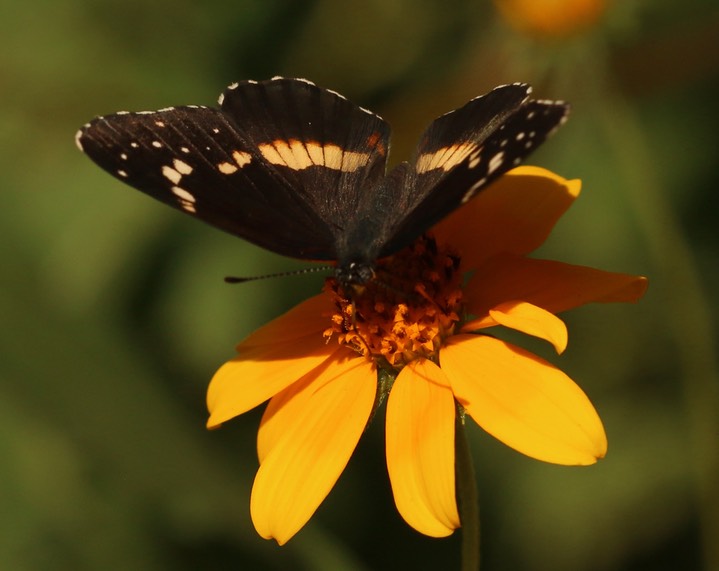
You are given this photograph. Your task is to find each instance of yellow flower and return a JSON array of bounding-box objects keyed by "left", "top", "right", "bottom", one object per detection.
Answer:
[
  {"left": 207, "top": 166, "right": 647, "bottom": 544},
  {"left": 494, "top": 0, "right": 611, "bottom": 38}
]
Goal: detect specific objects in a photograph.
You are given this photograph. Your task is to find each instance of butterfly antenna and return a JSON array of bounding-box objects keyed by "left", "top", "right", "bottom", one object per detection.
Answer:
[{"left": 224, "top": 265, "right": 333, "bottom": 284}]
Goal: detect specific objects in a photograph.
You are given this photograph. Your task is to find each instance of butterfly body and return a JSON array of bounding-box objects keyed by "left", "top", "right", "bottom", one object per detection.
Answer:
[{"left": 77, "top": 78, "right": 569, "bottom": 286}]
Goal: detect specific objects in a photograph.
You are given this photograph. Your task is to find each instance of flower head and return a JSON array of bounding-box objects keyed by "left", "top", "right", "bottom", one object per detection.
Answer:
[
  {"left": 207, "top": 166, "right": 647, "bottom": 544},
  {"left": 324, "top": 233, "right": 463, "bottom": 368},
  {"left": 494, "top": 0, "right": 611, "bottom": 38}
]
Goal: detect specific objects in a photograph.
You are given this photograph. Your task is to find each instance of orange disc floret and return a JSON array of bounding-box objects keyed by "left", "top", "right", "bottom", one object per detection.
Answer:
[{"left": 324, "top": 235, "right": 464, "bottom": 369}]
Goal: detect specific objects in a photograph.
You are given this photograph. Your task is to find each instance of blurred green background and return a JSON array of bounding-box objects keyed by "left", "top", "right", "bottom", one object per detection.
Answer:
[{"left": 2, "top": 0, "right": 718, "bottom": 569}]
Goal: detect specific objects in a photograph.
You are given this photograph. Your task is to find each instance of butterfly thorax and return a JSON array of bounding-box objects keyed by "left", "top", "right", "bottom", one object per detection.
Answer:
[{"left": 331, "top": 165, "right": 409, "bottom": 290}]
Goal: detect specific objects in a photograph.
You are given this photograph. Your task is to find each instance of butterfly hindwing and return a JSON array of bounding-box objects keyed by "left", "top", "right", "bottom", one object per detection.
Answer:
[
  {"left": 377, "top": 84, "right": 569, "bottom": 257},
  {"left": 77, "top": 78, "right": 391, "bottom": 260}
]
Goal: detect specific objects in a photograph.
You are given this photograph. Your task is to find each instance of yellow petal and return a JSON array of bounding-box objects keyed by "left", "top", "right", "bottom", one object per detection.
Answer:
[
  {"left": 250, "top": 355, "right": 376, "bottom": 545},
  {"left": 257, "top": 347, "right": 347, "bottom": 462},
  {"left": 464, "top": 300, "right": 568, "bottom": 354},
  {"left": 442, "top": 335, "right": 607, "bottom": 465},
  {"left": 465, "top": 254, "right": 648, "bottom": 318},
  {"left": 432, "top": 166, "right": 580, "bottom": 270},
  {"left": 386, "top": 359, "right": 460, "bottom": 537},
  {"left": 206, "top": 295, "right": 335, "bottom": 428},
  {"left": 238, "top": 293, "right": 332, "bottom": 349}
]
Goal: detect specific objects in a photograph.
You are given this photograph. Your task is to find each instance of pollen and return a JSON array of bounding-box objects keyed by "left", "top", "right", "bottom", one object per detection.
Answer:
[{"left": 324, "top": 235, "right": 463, "bottom": 370}]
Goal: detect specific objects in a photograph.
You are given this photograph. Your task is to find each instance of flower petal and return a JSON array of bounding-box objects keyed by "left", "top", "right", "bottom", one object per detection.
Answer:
[
  {"left": 432, "top": 166, "right": 580, "bottom": 269},
  {"left": 463, "top": 300, "right": 568, "bottom": 354},
  {"left": 386, "top": 359, "right": 460, "bottom": 537},
  {"left": 250, "top": 355, "right": 376, "bottom": 545},
  {"left": 257, "top": 346, "right": 347, "bottom": 462},
  {"left": 206, "top": 295, "right": 335, "bottom": 428},
  {"left": 237, "top": 293, "right": 332, "bottom": 349},
  {"left": 465, "top": 254, "right": 648, "bottom": 317},
  {"left": 442, "top": 335, "right": 607, "bottom": 465}
]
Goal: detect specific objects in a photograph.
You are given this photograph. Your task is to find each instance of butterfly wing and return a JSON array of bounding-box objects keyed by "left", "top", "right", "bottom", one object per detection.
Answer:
[
  {"left": 77, "top": 78, "right": 391, "bottom": 261},
  {"left": 375, "top": 83, "right": 569, "bottom": 257}
]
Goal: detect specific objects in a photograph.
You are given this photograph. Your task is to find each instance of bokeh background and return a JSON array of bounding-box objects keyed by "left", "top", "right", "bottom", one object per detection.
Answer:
[{"left": 2, "top": 0, "right": 718, "bottom": 569}]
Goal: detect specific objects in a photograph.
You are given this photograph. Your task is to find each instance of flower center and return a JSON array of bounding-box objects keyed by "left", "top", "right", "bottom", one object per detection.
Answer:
[{"left": 324, "top": 234, "right": 464, "bottom": 370}]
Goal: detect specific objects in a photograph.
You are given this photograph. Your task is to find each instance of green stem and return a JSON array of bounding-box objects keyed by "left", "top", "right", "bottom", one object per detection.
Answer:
[{"left": 455, "top": 411, "right": 480, "bottom": 571}]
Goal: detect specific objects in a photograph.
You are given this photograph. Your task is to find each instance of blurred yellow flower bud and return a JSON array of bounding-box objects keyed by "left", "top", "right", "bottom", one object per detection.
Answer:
[{"left": 494, "top": 0, "right": 610, "bottom": 38}]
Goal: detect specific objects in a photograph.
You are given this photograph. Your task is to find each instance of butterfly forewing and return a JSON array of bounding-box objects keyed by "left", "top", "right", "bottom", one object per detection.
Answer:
[
  {"left": 377, "top": 87, "right": 569, "bottom": 257},
  {"left": 77, "top": 78, "right": 391, "bottom": 260},
  {"left": 409, "top": 83, "right": 531, "bottom": 197},
  {"left": 219, "top": 78, "right": 391, "bottom": 236}
]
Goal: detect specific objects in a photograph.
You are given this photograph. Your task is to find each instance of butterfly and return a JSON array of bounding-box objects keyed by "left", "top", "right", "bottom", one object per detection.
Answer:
[{"left": 76, "top": 77, "right": 568, "bottom": 286}]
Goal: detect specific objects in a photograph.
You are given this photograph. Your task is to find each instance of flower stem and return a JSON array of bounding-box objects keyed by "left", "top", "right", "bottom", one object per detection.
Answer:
[{"left": 455, "top": 411, "right": 480, "bottom": 571}]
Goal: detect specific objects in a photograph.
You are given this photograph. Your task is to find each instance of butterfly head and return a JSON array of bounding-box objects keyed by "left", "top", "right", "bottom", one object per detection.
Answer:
[{"left": 334, "top": 260, "right": 376, "bottom": 291}]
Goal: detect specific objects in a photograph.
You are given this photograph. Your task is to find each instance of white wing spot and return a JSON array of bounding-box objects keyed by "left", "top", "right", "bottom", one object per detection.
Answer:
[
  {"left": 500, "top": 139, "right": 508, "bottom": 148},
  {"left": 359, "top": 105, "right": 376, "bottom": 117},
  {"left": 158, "top": 107, "right": 175, "bottom": 112},
  {"left": 116, "top": 111, "right": 129, "bottom": 115},
  {"left": 152, "top": 141, "right": 162, "bottom": 148},
  {"left": 137, "top": 110, "right": 155, "bottom": 115},
  {"left": 179, "top": 200, "right": 196, "bottom": 213},
  {"left": 180, "top": 146, "right": 190, "bottom": 153},
  {"left": 171, "top": 186, "right": 195, "bottom": 203},
  {"left": 74, "top": 130, "right": 84, "bottom": 151},
  {"left": 258, "top": 140, "right": 368, "bottom": 172},
  {"left": 488, "top": 151, "right": 505, "bottom": 175},
  {"left": 416, "top": 142, "right": 478, "bottom": 173},
  {"left": 461, "top": 178, "right": 487, "bottom": 203},
  {"left": 326, "top": 88, "right": 347, "bottom": 101},
  {"left": 131, "top": 142, "right": 139, "bottom": 148},
  {"left": 232, "top": 150, "right": 252, "bottom": 167},
  {"left": 527, "top": 111, "right": 536, "bottom": 120},
  {"left": 120, "top": 153, "right": 128, "bottom": 160},
  {"left": 524, "top": 141, "right": 533, "bottom": 149},
  {"left": 155, "top": 120, "right": 166, "bottom": 127},
  {"left": 217, "top": 150, "right": 250, "bottom": 174},
  {"left": 218, "top": 162, "right": 238, "bottom": 174},
  {"left": 228, "top": 82, "right": 239, "bottom": 90},
  {"left": 516, "top": 132, "right": 525, "bottom": 141},
  {"left": 162, "top": 166, "right": 182, "bottom": 184},
  {"left": 117, "top": 169, "right": 128, "bottom": 178},
  {"left": 212, "top": 128, "right": 220, "bottom": 134},
  {"left": 217, "top": 93, "right": 225, "bottom": 105},
  {"left": 173, "top": 159, "right": 193, "bottom": 175}
]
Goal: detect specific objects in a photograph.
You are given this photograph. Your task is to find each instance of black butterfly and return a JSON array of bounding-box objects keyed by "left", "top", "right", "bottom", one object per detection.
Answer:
[{"left": 76, "top": 77, "right": 568, "bottom": 286}]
